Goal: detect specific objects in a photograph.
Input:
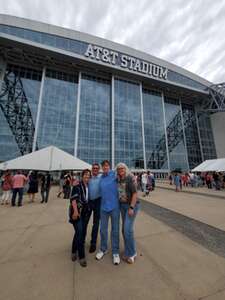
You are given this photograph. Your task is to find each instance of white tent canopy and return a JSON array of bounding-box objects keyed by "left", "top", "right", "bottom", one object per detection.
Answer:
[
  {"left": 0, "top": 146, "right": 91, "bottom": 171},
  {"left": 192, "top": 158, "right": 225, "bottom": 172}
]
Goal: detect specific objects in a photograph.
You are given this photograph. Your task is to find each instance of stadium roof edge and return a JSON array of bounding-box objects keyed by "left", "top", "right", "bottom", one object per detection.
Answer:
[{"left": 0, "top": 13, "right": 212, "bottom": 88}]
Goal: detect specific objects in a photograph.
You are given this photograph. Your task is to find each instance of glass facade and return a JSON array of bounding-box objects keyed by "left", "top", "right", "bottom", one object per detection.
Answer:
[
  {"left": 0, "top": 62, "right": 218, "bottom": 169},
  {"left": 143, "top": 89, "right": 168, "bottom": 170},
  {"left": 114, "top": 79, "right": 144, "bottom": 168},
  {"left": 182, "top": 104, "right": 202, "bottom": 169},
  {"left": 77, "top": 74, "right": 111, "bottom": 163},
  {"left": 0, "top": 65, "right": 41, "bottom": 161},
  {"left": 37, "top": 69, "right": 78, "bottom": 154},
  {"left": 198, "top": 113, "right": 217, "bottom": 160},
  {"left": 164, "top": 97, "right": 189, "bottom": 171}
]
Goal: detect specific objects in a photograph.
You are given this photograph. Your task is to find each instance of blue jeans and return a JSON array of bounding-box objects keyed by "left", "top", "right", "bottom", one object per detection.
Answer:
[
  {"left": 100, "top": 208, "right": 120, "bottom": 255},
  {"left": 83, "top": 197, "right": 101, "bottom": 246},
  {"left": 11, "top": 188, "right": 24, "bottom": 206},
  {"left": 41, "top": 187, "right": 50, "bottom": 203},
  {"left": 120, "top": 202, "right": 140, "bottom": 257},
  {"left": 72, "top": 217, "right": 86, "bottom": 259}
]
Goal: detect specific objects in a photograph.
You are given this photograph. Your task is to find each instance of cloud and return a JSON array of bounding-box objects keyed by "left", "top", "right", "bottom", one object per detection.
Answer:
[{"left": 1, "top": 0, "right": 225, "bottom": 83}]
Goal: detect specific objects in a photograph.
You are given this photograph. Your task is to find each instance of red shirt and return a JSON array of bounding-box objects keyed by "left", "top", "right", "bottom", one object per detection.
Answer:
[
  {"left": 2, "top": 174, "right": 13, "bottom": 191},
  {"left": 12, "top": 174, "right": 27, "bottom": 188}
]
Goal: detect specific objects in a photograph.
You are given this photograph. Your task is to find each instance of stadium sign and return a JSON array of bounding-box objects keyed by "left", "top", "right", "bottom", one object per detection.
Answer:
[{"left": 84, "top": 43, "right": 168, "bottom": 80}]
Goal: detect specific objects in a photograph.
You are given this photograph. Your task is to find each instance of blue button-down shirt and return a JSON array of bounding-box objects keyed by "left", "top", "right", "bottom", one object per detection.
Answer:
[
  {"left": 100, "top": 170, "right": 119, "bottom": 212},
  {"left": 88, "top": 174, "right": 101, "bottom": 200}
]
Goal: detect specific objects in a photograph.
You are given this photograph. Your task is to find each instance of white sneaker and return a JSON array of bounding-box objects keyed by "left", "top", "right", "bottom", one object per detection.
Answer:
[
  {"left": 113, "top": 254, "right": 120, "bottom": 265},
  {"left": 126, "top": 253, "right": 137, "bottom": 264},
  {"left": 96, "top": 250, "right": 107, "bottom": 260}
]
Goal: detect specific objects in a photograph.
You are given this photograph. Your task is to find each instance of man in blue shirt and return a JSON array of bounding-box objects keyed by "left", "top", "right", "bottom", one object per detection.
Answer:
[
  {"left": 96, "top": 160, "right": 120, "bottom": 265},
  {"left": 84, "top": 163, "right": 101, "bottom": 253}
]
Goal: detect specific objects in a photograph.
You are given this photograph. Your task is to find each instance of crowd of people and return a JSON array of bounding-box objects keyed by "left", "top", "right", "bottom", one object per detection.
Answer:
[
  {"left": 169, "top": 172, "right": 225, "bottom": 192},
  {"left": 0, "top": 170, "right": 52, "bottom": 206},
  {"left": 1, "top": 165, "right": 225, "bottom": 268},
  {"left": 0, "top": 162, "right": 140, "bottom": 268}
]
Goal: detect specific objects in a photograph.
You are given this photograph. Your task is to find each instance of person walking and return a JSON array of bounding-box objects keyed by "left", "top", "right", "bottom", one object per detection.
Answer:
[
  {"left": 84, "top": 163, "right": 101, "bottom": 253},
  {"left": 174, "top": 173, "right": 180, "bottom": 192},
  {"left": 146, "top": 171, "right": 153, "bottom": 195},
  {"left": 213, "top": 172, "right": 220, "bottom": 190},
  {"left": 169, "top": 174, "right": 173, "bottom": 185},
  {"left": 1, "top": 170, "right": 13, "bottom": 205},
  {"left": 63, "top": 174, "right": 72, "bottom": 199},
  {"left": 96, "top": 160, "right": 120, "bottom": 265},
  {"left": 141, "top": 172, "right": 148, "bottom": 196},
  {"left": 40, "top": 172, "right": 51, "bottom": 203},
  {"left": 11, "top": 170, "right": 27, "bottom": 206},
  {"left": 69, "top": 169, "right": 91, "bottom": 267},
  {"left": 57, "top": 172, "right": 65, "bottom": 198},
  {"left": 27, "top": 171, "right": 39, "bottom": 203},
  {"left": 116, "top": 163, "right": 140, "bottom": 264}
]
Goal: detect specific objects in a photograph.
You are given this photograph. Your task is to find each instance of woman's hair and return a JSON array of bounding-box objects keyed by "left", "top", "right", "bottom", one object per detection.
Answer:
[
  {"left": 115, "top": 162, "right": 130, "bottom": 176},
  {"left": 81, "top": 169, "right": 91, "bottom": 178},
  {"left": 101, "top": 160, "right": 111, "bottom": 167}
]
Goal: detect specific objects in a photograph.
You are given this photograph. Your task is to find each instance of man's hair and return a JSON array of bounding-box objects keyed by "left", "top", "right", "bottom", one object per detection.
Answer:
[
  {"left": 81, "top": 169, "right": 91, "bottom": 178},
  {"left": 92, "top": 163, "right": 100, "bottom": 168},
  {"left": 101, "top": 160, "right": 111, "bottom": 167}
]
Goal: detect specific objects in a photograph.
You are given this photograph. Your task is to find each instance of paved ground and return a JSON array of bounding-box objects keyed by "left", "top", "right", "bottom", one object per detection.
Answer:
[
  {"left": 1, "top": 187, "right": 225, "bottom": 300},
  {"left": 149, "top": 182, "right": 225, "bottom": 230}
]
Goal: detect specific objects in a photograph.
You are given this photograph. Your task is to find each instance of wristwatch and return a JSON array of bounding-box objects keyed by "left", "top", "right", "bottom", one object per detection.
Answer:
[{"left": 129, "top": 205, "right": 134, "bottom": 210}]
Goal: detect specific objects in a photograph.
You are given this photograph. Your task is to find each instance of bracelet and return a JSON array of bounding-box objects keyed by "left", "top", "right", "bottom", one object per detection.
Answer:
[{"left": 129, "top": 205, "right": 134, "bottom": 210}]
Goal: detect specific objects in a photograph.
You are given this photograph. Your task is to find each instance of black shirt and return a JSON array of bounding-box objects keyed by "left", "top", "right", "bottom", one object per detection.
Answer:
[{"left": 69, "top": 181, "right": 88, "bottom": 223}]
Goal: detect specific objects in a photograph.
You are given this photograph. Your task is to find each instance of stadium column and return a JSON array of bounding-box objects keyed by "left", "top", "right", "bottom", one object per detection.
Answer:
[
  {"left": 161, "top": 91, "right": 171, "bottom": 172},
  {"left": 32, "top": 66, "right": 46, "bottom": 152},
  {"left": 140, "top": 82, "right": 146, "bottom": 169},
  {"left": 179, "top": 99, "right": 190, "bottom": 171},
  {"left": 195, "top": 110, "right": 204, "bottom": 162},
  {"left": 74, "top": 72, "right": 81, "bottom": 157},
  {"left": 111, "top": 75, "right": 115, "bottom": 168}
]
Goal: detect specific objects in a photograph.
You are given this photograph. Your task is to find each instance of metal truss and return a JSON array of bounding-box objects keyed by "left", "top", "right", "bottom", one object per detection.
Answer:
[
  {"left": 147, "top": 110, "right": 185, "bottom": 169},
  {"left": 146, "top": 82, "right": 225, "bottom": 169},
  {"left": 199, "top": 83, "right": 225, "bottom": 113},
  {"left": 0, "top": 70, "right": 35, "bottom": 155}
]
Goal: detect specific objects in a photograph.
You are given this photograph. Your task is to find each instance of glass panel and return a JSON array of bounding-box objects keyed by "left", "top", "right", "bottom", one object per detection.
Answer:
[
  {"left": 0, "top": 109, "right": 21, "bottom": 161},
  {"left": 164, "top": 97, "right": 189, "bottom": 171},
  {"left": 0, "top": 65, "right": 41, "bottom": 161},
  {"left": 182, "top": 104, "right": 202, "bottom": 169},
  {"left": 0, "top": 25, "right": 88, "bottom": 56},
  {"left": 114, "top": 79, "right": 144, "bottom": 168},
  {"left": 143, "top": 89, "right": 168, "bottom": 170},
  {"left": 77, "top": 74, "right": 111, "bottom": 164},
  {"left": 198, "top": 113, "right": 217, "bottom": 160},
  {"left": 37, "top": 70, "right": 78, "bottom": 155}
]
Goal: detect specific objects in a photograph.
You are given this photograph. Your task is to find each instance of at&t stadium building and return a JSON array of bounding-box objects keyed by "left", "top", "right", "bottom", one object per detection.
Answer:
[{"left": 0, "top": 14, "right": 225, "bottom": 174}]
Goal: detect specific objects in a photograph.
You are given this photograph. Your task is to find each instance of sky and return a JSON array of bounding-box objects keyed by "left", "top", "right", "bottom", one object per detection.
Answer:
[{"left": 0, "top": 0, "right": 225, "bottom": 83}]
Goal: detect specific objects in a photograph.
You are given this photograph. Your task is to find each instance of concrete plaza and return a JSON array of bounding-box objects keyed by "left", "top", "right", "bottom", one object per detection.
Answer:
[{"left": 1, "top": 186, "right": 225, "bottom": 300}]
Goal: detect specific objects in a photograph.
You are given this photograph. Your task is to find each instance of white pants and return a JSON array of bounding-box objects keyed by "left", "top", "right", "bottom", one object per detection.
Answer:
[
  {"left": 142, "top": 183, "right": 147, "bottom": 193},
  {"left": 1, "top": 190, "right": 11, "bottom": 203}
]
